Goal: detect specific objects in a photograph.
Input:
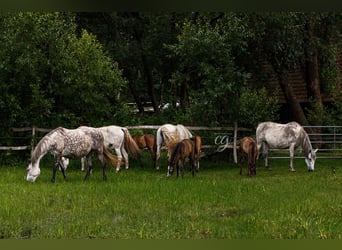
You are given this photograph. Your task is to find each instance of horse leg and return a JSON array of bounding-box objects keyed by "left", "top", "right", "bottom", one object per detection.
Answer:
[
  {"left": 59, "top": 161, "right": 67, "bottom": 181},
  {"left": 190, "top": 158, "right": 195, "bottom": 177},
  {"left": 176, "top": 161, "right": 179, "bottom": 178},
  {"left": 81, "top": 157, "right": 86, "bottom": 171},
  {"left": 253, "top": 164, "right": 257, "bottom": 176},
  {"left": 84, "top": 156, "right": 93, "bottom": 181},
  {"left": 181, "top": 159, "right": 186, "bottom": 177},
  {"left": 148, "top": 146, "right": 156, "bottom": 168},
  {"left": 97, "top": 153, "right": 107, "bottom": 181},
  {"left": 110, "top": 147, "right": 121, "bottom": 172},
  {"left": 289, "top": 144, "right": 296, "bottom": 172},
  {"left": 248, "top": 163, "right": 252, "bottom": 177},
  {"left": 121, "top": 147, "right": 129, "bottom": 170},
  {"left": 51, "top": 158, "right": 59, "bottom": 183},
  {"left": 155, "top": 143, "right": 161, "bottom": 171},
  {"left": 262, "top": 143, "right": 270, "bottom": 170}
]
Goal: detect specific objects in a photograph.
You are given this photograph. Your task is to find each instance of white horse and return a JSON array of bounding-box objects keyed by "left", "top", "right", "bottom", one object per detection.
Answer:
[
  {"left": 256, "top": 121, "right": 318, "bottom": 172},
  {"left": 62, "top": 125, "right": 141, "bottom": 172},
  {"left": 154, "top": 124, "right": 193, "bottom": 171},
  {"left": 26, "top": 126, "right": 117, "bottom": 182}
]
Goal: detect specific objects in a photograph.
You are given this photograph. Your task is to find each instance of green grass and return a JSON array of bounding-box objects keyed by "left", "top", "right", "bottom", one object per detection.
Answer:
[{"left": 0, "top": 152, "right": 341, "bottom": 239}]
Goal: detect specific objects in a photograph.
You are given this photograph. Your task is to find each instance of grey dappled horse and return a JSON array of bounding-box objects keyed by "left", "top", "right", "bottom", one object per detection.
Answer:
[{"left": 256, "top": 121, "right": 317, "bottom": 172}]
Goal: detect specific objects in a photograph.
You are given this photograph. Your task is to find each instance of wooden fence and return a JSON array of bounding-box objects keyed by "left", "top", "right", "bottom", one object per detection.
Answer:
[{"left": 0, "top": 124, "right": 252, "bottom": 163}]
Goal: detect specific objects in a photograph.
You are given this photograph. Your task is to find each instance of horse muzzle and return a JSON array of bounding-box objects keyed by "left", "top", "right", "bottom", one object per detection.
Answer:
[{"left": 26, "top": 175, "right": 37, "bottom": 182}]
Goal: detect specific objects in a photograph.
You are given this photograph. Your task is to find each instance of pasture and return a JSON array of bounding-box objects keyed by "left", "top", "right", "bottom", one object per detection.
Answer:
[{"left": 0, "top": 151, "right": 341, "bottom": 239}]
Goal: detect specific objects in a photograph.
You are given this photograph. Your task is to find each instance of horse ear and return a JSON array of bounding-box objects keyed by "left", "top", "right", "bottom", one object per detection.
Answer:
[{"left": 313, "top": 148, "right": 318, "bottom": 153}]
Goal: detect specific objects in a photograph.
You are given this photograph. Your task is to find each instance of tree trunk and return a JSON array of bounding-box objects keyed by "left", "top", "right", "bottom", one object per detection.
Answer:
[
  {"left": 276, "top": 68, "right": 309, "bottom": 126},
  {"left": 179, "top": 78, "right": 189, "bottom": 109},
  {"left": 130, "top": 12, "right": 158, "bottom": 113},
  {"left": 128, "top": 79, "right": 144, "bottom": 113},
  {"left": 304, "top": 16, "right": 323, "bottom": 126},
  {"left": 141, "top": 53, "right": 158, "bottom": 112},
  {"left": 306, "top": 54, "right": 322, "bottom": 103}
]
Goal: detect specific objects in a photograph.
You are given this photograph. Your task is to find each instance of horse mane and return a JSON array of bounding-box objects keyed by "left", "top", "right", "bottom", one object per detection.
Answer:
[
  {"left": 299, "top": 128, "right": 312, "bottom": 156},
  {"left": 169, "top": 140, "right": 183, "bottom": 165},
  {"left": 31, "top": 127, "right": 63, "bottom": 163}
]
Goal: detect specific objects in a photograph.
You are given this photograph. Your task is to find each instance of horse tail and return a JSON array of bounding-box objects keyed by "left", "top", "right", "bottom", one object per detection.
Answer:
[
  {"left": 122, "top": 128, "right": 141, "bottom": 159},
  {"left": 248, "top": 140, "right": 257, "bottom": 165},
  {"left": 103, "top": 145, "right": 118, "bottom": 167}
]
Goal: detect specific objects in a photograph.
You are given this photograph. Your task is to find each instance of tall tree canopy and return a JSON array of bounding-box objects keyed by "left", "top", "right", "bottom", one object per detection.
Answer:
[
  {"left": 0, "top": 12, "right": 341, "bottom": 132},
  {"left": 0, "top": 12, "right": 126, "bottom": 130}
]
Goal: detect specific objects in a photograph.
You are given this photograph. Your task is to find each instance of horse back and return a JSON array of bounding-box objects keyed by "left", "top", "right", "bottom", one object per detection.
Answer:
[
  {"left": 170, "top": 139, "right": 194, "bottom": 164},
  {"left": 144, "top": 134, "right": 156, "bottom": 147},
  {"left": 240, "top": 137, "right": 255, "bottom": 153},
  {"left": 256, "top": 122, "right": 302, "bottom": 148}
]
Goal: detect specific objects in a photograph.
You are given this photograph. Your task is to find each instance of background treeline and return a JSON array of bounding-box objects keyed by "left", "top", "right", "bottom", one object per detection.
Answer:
[{"left": 1, "top": 12, "right": 341, "bottom": 134}]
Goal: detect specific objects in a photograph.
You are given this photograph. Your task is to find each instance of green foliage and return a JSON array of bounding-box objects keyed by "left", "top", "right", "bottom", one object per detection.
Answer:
[
  {"left": 0, "top": 12, "right": 127, "bottom": 129},
  {"left": 167, "top": 14, "right": 252, "bottom": 126},
  {"left": 238, "top": 87, "right": 280, "bottom": 128}
]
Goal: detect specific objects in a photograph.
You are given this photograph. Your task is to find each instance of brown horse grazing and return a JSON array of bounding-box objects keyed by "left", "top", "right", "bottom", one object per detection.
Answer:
[
  {"left": 239, "top": 136, "right": 258, "bottom": 176},
  {"left": 167, "top": 136, "right": 201, "bottom": 178},
  {"left": 132, "top": 134, "right": 156, "bottom": 167}
]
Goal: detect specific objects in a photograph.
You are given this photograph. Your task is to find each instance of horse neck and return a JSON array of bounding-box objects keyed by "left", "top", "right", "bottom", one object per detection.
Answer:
[
  {"left": 31, "top": 137, "right": 52, "bottom": 166},
  {"left": 170, "top": 142, "right": 182, "bottom": 164},
  {"left": 300, "top": 129, "right": 312, "bottom": 157}
]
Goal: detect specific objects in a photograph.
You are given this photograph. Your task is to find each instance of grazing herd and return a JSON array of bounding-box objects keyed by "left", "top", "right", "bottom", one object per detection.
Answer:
[{"left": 26, "top": 122, "right": 317, "bottom": 182}]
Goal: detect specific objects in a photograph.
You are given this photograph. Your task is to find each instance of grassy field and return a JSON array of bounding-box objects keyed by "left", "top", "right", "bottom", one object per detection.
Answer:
[{"left": 0, "top": 151, "right": 341, "bottom": 239}]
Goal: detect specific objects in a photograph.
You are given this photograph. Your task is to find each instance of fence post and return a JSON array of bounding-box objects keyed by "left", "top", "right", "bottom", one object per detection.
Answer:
[
  {"left": 31, "top": 127, "right": 35, "bottom": 155},
  {"left": 233, "top": 122, "right": 237, "bottom": 164}
]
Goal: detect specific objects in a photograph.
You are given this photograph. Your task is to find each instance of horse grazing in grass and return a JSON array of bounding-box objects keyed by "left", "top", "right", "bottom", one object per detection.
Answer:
[
  {"left": 132, "top": 134, "right": 156, "bottom": 167},
  {"left": 155, "top": 124, "right": 193, "bottom": 171},
  {"left": 62, "top": 125, "right": 141, "bottom": 172},
  {"left": 239, "top": 136, "right": 258, "bottom": 176},
  {"left": 256, "top": 121, "right": 317, "bottom": 172},
  {"left": 167, "top": 136, "right": 201, "bottom": 178},
  {"left": 26, "top": 126, "right": 117, "bottom": 183}
]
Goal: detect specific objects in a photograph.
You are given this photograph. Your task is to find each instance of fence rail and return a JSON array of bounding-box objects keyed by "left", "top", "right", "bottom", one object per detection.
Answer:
[
  {"left": 0, "top": 124, "right": 252, "bottom": 163},
  {"left": 2, "top": 125, "right": 342, "bottom": 161}
]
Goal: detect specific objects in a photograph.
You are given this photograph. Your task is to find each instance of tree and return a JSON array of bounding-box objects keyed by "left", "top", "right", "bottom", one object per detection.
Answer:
[
  {"left": 244, "top": 12, "right": 342, "bottom": 126},
  {"left": 0, "top": 12, "right": 127, "bottom": 129},
  {"left": 166, "top": 13, "right": 273, "bottom": 126},
  {"left": 76, "top": 12, "right": 188, "bottom": 113}
]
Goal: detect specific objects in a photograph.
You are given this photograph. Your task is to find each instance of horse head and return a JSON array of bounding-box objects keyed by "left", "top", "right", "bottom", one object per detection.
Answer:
[
  {"left": 305, "top": 148, "right": 318, "bottom": 172},
  {"left": 26, "top": 161, "right": 41, "bottom": 182},
  {"left": 167, "top": 164, "right": 174, "bottom": 177}
]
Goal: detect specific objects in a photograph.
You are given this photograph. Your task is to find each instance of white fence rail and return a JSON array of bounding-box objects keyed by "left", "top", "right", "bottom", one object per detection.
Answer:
[
  {"left": 2, "top": 125, "right": 341, "bottom": 160},
  {"left": 0, "top": 125, "right": 252, "bottom": 163}
]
